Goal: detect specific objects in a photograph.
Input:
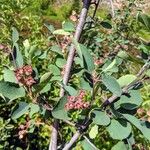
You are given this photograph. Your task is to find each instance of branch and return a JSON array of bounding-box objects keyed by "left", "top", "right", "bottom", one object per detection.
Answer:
[
  {"left": 101, "top": 59, "right": 150, "bottom": 108},
  {"left": 49, "top": 1, "right": 92, "bottom": 149},
  {"left": 62, "top": 60, "right": 150, "bottom": 150},
  {"left": 62, "top": 132, "right": 81, "bottom": 150},
  {"left": 49, "top": 120, "right": 59, "bottom": 150}
]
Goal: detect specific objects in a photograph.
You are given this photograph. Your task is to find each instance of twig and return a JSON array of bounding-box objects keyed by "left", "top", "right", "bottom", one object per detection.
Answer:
[
  {"left": 49, "top": 1, "right": 92, "bottom": 150},
  {"left": 62, "top": 132, "right": 81, "bottom": 150},
  {"left": 92, "top": 0, "right": 101, "bottom": 19}
]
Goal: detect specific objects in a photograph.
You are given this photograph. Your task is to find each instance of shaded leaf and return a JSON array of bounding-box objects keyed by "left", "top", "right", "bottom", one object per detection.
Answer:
[
  {"left": 12, "top": 102, "right": 29, "bottom": 120},
  {"left": 111, "top": 141, "right": 127, "bottom": 150},
  {"left": 52, "top": 96, "right": 70, "bottom": 120},
  {"left": 114, "top": 90, "right": 142, "bottom": 110},
  {"left": 123, "top": 114, "right": 150, "bottom": 141},
  {"left": 100, "top": 21, "right": 112, "bottom": 29},
  {"left": 0, "top": 82, "right": 25, "bottom": 101},
  {"left": 80, "top": 78, "right": 92, "bottom": 90}
]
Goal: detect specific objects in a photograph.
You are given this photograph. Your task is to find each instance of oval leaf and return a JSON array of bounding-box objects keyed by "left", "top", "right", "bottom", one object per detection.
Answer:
[
  {"left": 107, "top": 119, "right": 132, "bottom": 140},
  {"left": 117, "top": 74, "right": 136, "bottom": 87},
  {"left": 12, "top": 102, "right": 29, "bottom": 120},
  {"left": 102, "top": 74, "right": 122, "bottom": 96},
  {"left": 0, "top": 82, "right": 25, "bottom": 101},
  {"left": 92, "top": 110, "right": 110, "bottom": 126},
  {"left": 89, "top": 125, "right": 98, "bottom": 139},
  {"left": 111, "top": 141, "right": 127, "bottom": 150}
]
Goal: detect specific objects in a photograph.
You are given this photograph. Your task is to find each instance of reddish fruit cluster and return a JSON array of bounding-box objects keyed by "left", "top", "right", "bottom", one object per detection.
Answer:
[
  {"left": 61, "top": 65, "right": 66, "bottom": 77},
  {"left": 18, "top": 121, "right": 30, "bottom": 139},
  {"left": 137, "top": 108, "right": 150, "bottom": 123},
  {"left": 65, "top": 90, "right": 90, "bottom": 110},
  {"left": 94, "top": 58, "right": 103, "bottom": 66},
  {"left": 69, "top": 10, "right": 78, "bottom": 22},
  {"left": 61, "top": 36, "right": 71, "bottom": 52},
  {"left": 15, "top": 65, "right": 35, "bottom": 87}
]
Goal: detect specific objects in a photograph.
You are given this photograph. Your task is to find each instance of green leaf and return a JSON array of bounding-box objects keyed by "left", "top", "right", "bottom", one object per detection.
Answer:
[
  {"left": 89, "top": 125, "right": 98, "bottom": 139},
  {"left": 72, "top": 38, "right": 83, "bottom": 59},
  {"left": 80, "top": 78, "right": 92, "bottom": 90},
  {"left": 64, "top": 85, "right": 77, "bottom": 96},
  {"left": 48, "top": 64, "right": 60, "bottom": 76},
  {"left": 12, "top": 27, "right": 19, "bottom": 43},
  {"left": 52, "top": 96, "right": 70, "bottom": 120},
  {"left": 114, "top": 90, "right": 142, "bottom": 110},
  {"left": 3, "top": 68, "right": 17, "bottom": 83},
  {"left": 72, "top": 40, "right": 94, "bottom": 72},
  {"left": 62, "top": 21, "right": 75, "bottom": 32},
  {"left": 117, "top": 51, "right": 129, "bottom": 59},
  {"left": 80, "top": 44, "right": 95, "bottom": 72},
  {"left": 111, "top": 141, "right": 127, "bottom": 150},
  {"left": 117, "top": 74, "right": 136, "bottom": 87},
  {"left": 40, "top": 83, "right": 51, "bottom": 94},
  {"left": 55, "top": 58, "right": 66, "bottom": 68},
  {"left": 50, "top": 76, "right": 62, "bottom": 81},
  {"left": 100, "top": 21, "right": 112, "bottom": 29},
  {"left": 0, "top": 82, "right": 25, "bottom": 101},
  {"left": 92, "top": 110, "right": 110, "bottom": 126},
  {"left": 50, "top": 45, "right": 63, "bottom": 55},
  {"left": 107, "top": 119, "right": 132, "bottom": 140},
  {"left": 102, "top": 74, "right": 122, "bottom": 96},
  {"left": 29, "top": 103, "right": 40, "bottom": 117},
  {"left": 123, "top": 114, "right": 150, "bottom": 141},
  {"left": 53, "top": 29, "right": 70, "bottom": 35},
  {"left": 12, "top": 102, "right": 29, "bottom": 120},
  {"left": 14, "top": 43, "right": 24, "bottom": 67},
  {"left": 137, "top": 13, "right": 150, "bottom": 31},
  {"left": 146, "top": 69, "right": 150, "bottom": 77},
  {"left": 103, "top": 59, "right": 116, "bottom": 73},
  {"left": 40, "top": 72, "right": 51, "bottom": 83},
  {"left": 82, "top": 137, "right": 99, "bottom": 150}
]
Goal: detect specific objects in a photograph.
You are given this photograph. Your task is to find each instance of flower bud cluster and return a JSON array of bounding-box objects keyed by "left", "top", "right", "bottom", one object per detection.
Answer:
[
  {"left": 65, "top": 90, "right": 90, "bottom": 110},
  {"left": 15, "top": 65, "right": 35, "bottom": 87}
]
